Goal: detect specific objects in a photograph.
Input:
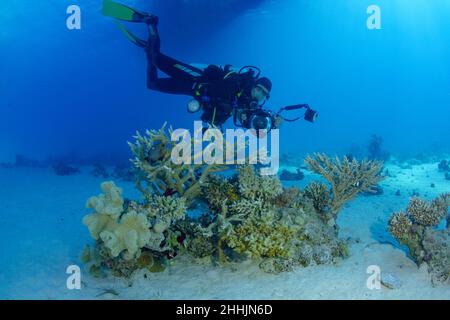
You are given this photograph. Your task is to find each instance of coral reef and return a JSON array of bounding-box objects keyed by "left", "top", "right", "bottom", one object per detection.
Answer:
[
  {"left": 81, "top": 126, "right": 355, "bottom": 278},
  {"left": 82, "top": 180, "right": 187, "bottom": 277},
  {"left": 128, "top": 123, "right": 228, "bottom": 206},
  {"left": 388, "top": 193, "right": 450, "bottom": 285},
  {"left": 227, "top": 213, "right": 295, "bottom": 259},
  {"left": 304, "top": 153, "right": 384, "bottom": 215},
  {"left": 199, "top": 164, "right": 348, "bottom": 270}
]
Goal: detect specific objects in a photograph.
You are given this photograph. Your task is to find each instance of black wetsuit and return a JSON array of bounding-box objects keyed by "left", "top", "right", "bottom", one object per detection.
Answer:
[{"left": 145, "top": 24, "right": 258, "bottom": 127}]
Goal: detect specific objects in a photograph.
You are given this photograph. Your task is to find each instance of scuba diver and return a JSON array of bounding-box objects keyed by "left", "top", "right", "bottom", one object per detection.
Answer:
[{"left": 102, "top": 0, "right": 318, "bottom": 132}]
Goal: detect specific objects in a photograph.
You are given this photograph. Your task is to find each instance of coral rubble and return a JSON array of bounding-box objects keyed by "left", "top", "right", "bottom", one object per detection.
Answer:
[{"left": 388, "top": 193, "right": 450, "bottom": 285}]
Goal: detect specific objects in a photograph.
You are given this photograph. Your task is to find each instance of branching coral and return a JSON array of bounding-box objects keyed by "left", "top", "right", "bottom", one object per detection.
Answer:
[
  {"left": 407, "top": 196, "right": 447, "bottom": 227},
  {"left": 128, "top": 123, "right": 228, "bottom": 205},
  {"left": 388, "top": 193, "right": 450, "bottom": 284},
  {"left": 305, "top": 153, "right": 384, "bottom": 215},
  {"left": 201, "top": 175, "right": 239, "bottom": 213},
  {"left": 389, "top": 211, "right": 413, "bottom": 242},
  {"left": 196, "top": 162, "right": 349, "bottom": 269},
  {"left": 236, "top": 165, "right": 283, "bottom": 201},
  {"left": 303, "top": 182, "right": 330, "bottom": 214}
]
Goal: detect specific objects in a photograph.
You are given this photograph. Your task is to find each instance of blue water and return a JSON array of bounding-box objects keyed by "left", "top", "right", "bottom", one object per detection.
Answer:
[
  {"left": 0, "top": 0, "right": 449, "bottom": 299},
  {"left": 1, "top": 0, "right": 449, "bottom": 163}
]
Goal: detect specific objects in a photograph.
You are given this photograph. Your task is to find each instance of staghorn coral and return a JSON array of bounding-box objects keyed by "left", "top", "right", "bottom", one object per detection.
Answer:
[
  {"left": 128, "top": 123, "right": 228, "bottom": 205},
  {"left": 388, "top": 193, "right": 450, "bottom": 284},
  {"left": 305, "top": 153, "right": 384, "bottom": 215}
]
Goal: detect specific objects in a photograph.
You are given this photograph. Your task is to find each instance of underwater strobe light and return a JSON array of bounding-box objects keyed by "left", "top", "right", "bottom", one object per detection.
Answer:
[
  {"left": 277, "top": 104, "right": 319, "bottom": 123},
  {"left": 304, "top": 106, "right": 318, "bottom": 123},
  {"left": 187, "top": 99, "right": 201, "bottom": 113}
]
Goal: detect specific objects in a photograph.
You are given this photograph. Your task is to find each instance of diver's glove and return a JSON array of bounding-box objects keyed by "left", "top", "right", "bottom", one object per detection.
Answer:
[{"left": 273, "top": 115, "right": 284, "bottom": 128}]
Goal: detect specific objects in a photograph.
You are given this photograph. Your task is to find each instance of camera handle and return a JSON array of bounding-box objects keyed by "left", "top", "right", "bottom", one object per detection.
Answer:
[{"left": 276, "top": 104, "right": 309, "bottom": 122}]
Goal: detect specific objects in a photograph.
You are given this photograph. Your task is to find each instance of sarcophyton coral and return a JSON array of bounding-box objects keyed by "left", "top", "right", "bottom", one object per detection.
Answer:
[
  {"left": 305, "top": 153, "right": 384, "bottom": 215},
  {"left": 82, "top": 180, "right": 188, "bottom": 277},
  {"left": 389, "top": 193, "right": 450, "bottom": 285},
  {"left": 83, "top": 181, "right": 151, "bottom": 260},
  {"left": 128, "top": 123, "right": 227, "bottom": 206}
]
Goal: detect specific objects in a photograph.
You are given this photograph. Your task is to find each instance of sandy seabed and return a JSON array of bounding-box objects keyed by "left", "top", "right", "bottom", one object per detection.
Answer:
[{"left": 0, "top": 161, "right": 449, "bottom": 300}]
